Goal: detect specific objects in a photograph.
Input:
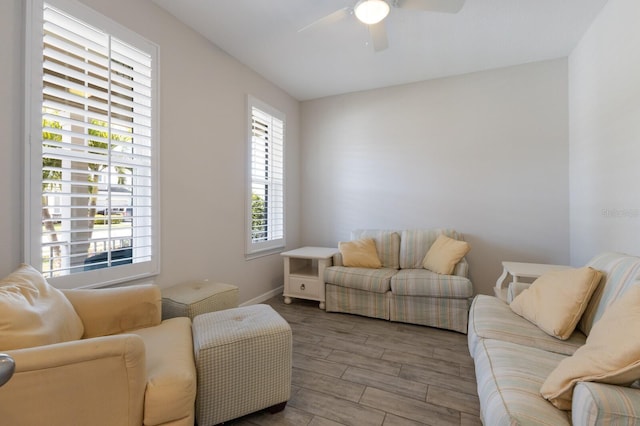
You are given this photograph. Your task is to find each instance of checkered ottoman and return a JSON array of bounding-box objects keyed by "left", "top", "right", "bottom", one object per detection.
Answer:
[
  {"left": 161, "top": 281, "right": 238, "bottom": 320},
  {"left": 192, "top": 304, "right": 292, "bottom": 426}
]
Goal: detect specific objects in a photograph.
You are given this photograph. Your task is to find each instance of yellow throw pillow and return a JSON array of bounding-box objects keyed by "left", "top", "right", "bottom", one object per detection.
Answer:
[
  {"left": 422, "top": 234, "right": 470, "bottom": 275},
  {"left": 541, "top": 284, "right": 640, "bottom": 410},
  {"left": 510, "top": 267, "right": 602, "bottom": 340},
  {"left": 0, "top": 264, "right": 84, "bottom": 351},
  {"left": 339, "top": 238, "right": 382, "bottom": 268}
]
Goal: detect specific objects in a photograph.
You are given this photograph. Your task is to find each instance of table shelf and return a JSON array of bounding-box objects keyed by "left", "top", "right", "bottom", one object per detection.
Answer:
[{"left": 281, "top": 247, "right": 338, "bottom": 309}]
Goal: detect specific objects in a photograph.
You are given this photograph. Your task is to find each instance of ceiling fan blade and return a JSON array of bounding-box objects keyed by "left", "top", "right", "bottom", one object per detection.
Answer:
[
  {"left": 369, "top": 21, "right": 388, "bottom": 52},
  {"left": 396, "top": 0, "right": 465, "bottom": 13},
  {"left": 298, "top": 7, "right": 351, "bottom": 33}
]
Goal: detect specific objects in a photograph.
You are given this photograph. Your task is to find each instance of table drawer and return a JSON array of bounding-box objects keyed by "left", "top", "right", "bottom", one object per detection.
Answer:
[{"left": 288, "top": 277, "right": 321, "bottom": 299}]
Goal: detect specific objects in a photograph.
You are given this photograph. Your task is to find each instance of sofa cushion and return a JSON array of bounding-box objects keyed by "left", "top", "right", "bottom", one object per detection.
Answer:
[
  {"left": 541, "top": 284, "right": 640, "bottom": 410},
  {"left": 422, "top": 235, "right": 470, "bottom": 275},
  {"left": 325, "top": 284, "right": 390, "bottom": 320},
  {"left": 389, "top": 293, "right": 470, "bottom": 333},
  {"left": 131, "top": 317, "right": 196, "bottom": 425},
  {"left": 509, "top": 267, "right": 602, "bottom": 340},
  {"left": 474, "top": 338, "right": 570, "bottom": 425},
  {"left": 339, "top": 238, "right": 382, "bottom": 268},
  {"left": 351, "top": 230, "right": 400, "bottom": 269},
  {"left": 390, "top": 269, "right": 472, "bottom": 299},
  {"left": 468, "top": 295, "right": 585, "bottom": 358},
  {"left": 580, "top": 252, "right": 640, "bottom": 336},
  {"left": 0, "top": 264, "right": 84, "bottom": 350},
  {"left": 324, "top": 266, "right": 395, "bottom": 293},
  {"left": 399, "top": 229, "right": 464, "bottom": 270}
]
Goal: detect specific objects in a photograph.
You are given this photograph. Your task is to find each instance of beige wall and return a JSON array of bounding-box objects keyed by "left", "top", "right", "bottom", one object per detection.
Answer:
[
  {"left": 3, "top": 0, "right": 636, "bottom": 301},
  {"left": 300, "top": 59, "right": 570, "bottom": 295},
  {"left": 0, "top": 0, "right": 24, "bottom": 280},
  {"left": 0, "top": 0, "right": 301, "bottom": 303},
  {"left": 569, "top": 0, "right": 640, "bottom": 265}
]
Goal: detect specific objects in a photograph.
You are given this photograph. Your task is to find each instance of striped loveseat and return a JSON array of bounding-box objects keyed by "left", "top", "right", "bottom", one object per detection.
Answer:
[
  {"left": 324, "top": 229, "right": 474, "bottom": 333},
  {"left": 468, "top": 252, "right": 640, "bottom": 425}
]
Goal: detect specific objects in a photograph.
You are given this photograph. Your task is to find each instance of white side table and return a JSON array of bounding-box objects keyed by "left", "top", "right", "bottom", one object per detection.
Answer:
[
  {"left": 494, "top": 261, "right": 571, "bottom": 302},
  {"left": 281, "top": 247, "right": 338, "bottom": 309}
]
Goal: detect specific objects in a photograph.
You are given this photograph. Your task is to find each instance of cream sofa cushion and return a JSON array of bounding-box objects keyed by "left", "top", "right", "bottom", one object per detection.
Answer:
[
  {"left": 131, "top": 317, "right": 196, "bottom": 425},
  {"left": 541, "top": 284, "right": 640, "bottom": 410},
  {"left": 510, "top": 267, "right": 602, "bottom": 340},
  {"left": 0, "top": 264, "right": 84, "bottom": 350},
  {"left": 422, "top": 234, "right": 470, "bottom": 275},
  {"left": 339, "top": 238, "right": 382, "bottom": 268}
]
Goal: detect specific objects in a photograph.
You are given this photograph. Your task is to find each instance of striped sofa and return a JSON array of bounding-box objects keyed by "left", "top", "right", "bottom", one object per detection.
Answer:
[
  {"left": 324, "top": 229, "right": 474, "bottom": 333},
  {"left": 468, "top": 252, "right": 640, "bottom": 425}
]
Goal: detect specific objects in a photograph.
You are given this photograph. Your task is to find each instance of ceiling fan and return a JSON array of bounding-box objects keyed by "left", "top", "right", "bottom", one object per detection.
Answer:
[{"left": 299, "top": 0, "right": 466, "bottom": 52}]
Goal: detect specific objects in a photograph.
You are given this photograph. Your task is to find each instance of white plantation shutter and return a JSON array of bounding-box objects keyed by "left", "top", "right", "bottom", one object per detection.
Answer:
[
  {"left": 247, "top": 97, "right": 285, "bottom": 255},
  {"left": 25, "top": 0, "right": 159, "bottom": 288}
]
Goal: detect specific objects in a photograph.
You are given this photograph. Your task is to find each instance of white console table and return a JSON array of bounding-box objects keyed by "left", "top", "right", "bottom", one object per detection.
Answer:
[
  {"left": 281, "top": 247, "right": 338, "bottom": 309},
  {"left": 494, "top": 261, "right": 571, "bottom": 302}
]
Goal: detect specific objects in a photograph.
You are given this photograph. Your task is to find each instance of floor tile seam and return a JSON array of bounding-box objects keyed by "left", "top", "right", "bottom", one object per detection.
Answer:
[
  {"left": 343, "top": 368, "right": 429, "bottom": 402},
  {"left": 397, "top": 366, "right": 479, "bottom": 398},
  {"left": 291, "top": 379, "right": 365, "bottom": 405},
  {"left": 381, "top": 352, "right": 465, "bottom": 373},
  {"left": 292, "top": 355, "right": 349, "bottom": 378},
  {"left": 326, "top": 349, "right": 403, "bottom": 373},
  {"left": 291, "top": 387, "right": 387, "bottom": 426},
  {"left": 293, "top": 322, "right": 370, "bottom": 339},
  {"left": 358, "top": 387, "right": 461, "bottom": 426},
  {"left": 425, "top": 390, "right": 481, "bottom": 418},
  {"left": 381, "top": 412, "right": 429, "bottom": 426},
  {"left": 315, "top": 341, "right": 386, "bottom": 360}
]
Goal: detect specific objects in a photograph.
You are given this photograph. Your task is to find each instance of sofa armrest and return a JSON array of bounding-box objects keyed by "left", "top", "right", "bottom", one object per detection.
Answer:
[
  {"left": 572, "top": 382, "right": 640, "bottom": 425},
  {"left": 507, "top": 282, "right": 532, "bottom": 303},
  {"left": 63, "top": 284, "right": 162, "bottom": 337},
  {"left": 332, "top": 252, "right": 344, "bottom": 267},
  {"left": 453, "top": 257, "right": 469, "bottom": 277},
  {"left": 0, "top": 334, "right": 146, "bottom": 426}
]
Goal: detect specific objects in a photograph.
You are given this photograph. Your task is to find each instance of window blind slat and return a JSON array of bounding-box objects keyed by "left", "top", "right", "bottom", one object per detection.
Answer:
[{"left": 36, "top": 1, "right": 157, "bottom": 284}]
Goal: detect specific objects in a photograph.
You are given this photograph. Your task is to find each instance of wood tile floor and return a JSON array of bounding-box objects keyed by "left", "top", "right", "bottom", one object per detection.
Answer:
[{"left": 226, "top": 296, "right": 482, "bottom": 426}]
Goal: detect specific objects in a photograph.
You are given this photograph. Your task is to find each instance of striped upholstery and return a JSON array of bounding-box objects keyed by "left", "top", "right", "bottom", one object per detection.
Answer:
[
  {"left": 579, "top": 252, "right": 640, "bottom": 336},
  {"left": 453, "top": 257, "right": 469, "bottom": 277},
  {"left": 474, "top": 339, "right": 571, "bottom": 426},
  {"left": 325, "top": 229, "right": 472, "bottom": 332},
  {"left": 399, "top": 229, "right": 466, "bottom": 270},
  {"left": 469, "top": 252, "right": 640, "bottom": 424},
  {"left": 192, "top": 305, "right": 292, "bottom": 425},
  {"left": 391, "top": 269, "right": 473, "bottom": 298},
  {"left": 325, "top": 284, "right": 390, "bottom": 320},
  {"left": 389, "top": 294, "right": 470, "bottom": 333},
  {"left": 572, "top": 382, "right": 640, "bottom": 425},
  {"left": 324, "top": 266, "right": 396, "bottom": 293},
  {"left": 468, "top": 295, "right": 586, "bottom": 358},
  {"left": 351, "top": 230, "right": 401, "bottom": 269}
]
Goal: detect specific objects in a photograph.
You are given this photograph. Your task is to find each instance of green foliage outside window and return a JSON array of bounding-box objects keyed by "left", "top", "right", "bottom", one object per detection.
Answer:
[{"left": 251, "top": 193, "right": 267, "bottom": 241}]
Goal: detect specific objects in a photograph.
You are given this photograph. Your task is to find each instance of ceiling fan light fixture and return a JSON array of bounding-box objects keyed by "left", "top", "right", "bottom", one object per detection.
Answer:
[{"left": 354, "top": 0, "right": 390, "bottom": 25}]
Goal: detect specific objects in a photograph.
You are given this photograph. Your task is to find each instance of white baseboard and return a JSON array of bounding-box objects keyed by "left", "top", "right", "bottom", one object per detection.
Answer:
[{"left": 239, "top": 285, "right": 283, "bottom": 307}]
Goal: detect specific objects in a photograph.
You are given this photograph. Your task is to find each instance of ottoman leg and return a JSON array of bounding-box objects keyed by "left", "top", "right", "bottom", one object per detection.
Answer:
[{"left": 267, "top": 401, "right": 287, "bottom": 414}]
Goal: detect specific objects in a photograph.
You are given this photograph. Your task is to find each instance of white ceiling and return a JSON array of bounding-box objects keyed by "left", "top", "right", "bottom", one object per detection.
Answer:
[{"left": 151, "top": 0, "right": 608, "bottom": 101}]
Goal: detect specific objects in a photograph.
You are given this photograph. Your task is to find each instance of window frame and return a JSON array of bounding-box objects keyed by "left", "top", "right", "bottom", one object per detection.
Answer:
[
  {"left": 246, "top": 95, "right": 286, "bottom": 258},
  {"left": 24, "top": 0, "right": 160, "bottom": 289}
]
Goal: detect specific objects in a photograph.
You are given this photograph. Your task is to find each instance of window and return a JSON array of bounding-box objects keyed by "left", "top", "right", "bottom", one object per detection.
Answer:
[
  {"left": 246, "top": 96, "right": 285, "bottom": 256},
  {"left": 25, "top": 0, "right": 159, "bottom": 288}
]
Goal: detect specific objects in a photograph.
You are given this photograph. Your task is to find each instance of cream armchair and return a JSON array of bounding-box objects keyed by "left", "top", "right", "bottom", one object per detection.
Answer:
[{"left": 0, "top": 265, "right": 196, "bottom": 426}]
